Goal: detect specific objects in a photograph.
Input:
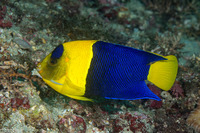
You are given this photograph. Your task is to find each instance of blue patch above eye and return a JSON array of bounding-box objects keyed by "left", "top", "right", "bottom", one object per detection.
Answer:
[{"left": 51, "top": 44, "right": 64, "bottom": 59}]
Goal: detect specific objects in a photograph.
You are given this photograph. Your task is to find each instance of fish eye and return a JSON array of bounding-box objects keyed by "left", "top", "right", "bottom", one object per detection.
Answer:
[
  {"left": 49, "top": 58, "right": 58, "bottom": 66},
  {"left": 48, "top": 44, "right": 64, "bottom": 66},
  {"left": 51, "top": 58, "right": 57, "bottom": 64}
]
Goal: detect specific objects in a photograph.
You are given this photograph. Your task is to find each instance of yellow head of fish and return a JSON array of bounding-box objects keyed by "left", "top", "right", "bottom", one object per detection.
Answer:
[{"left": 37, "top": 41, "right": 97, "bottom": 101}]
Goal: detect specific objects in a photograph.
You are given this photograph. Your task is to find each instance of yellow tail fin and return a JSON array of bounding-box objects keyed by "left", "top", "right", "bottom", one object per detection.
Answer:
[{"left": 147, "top": 55, "right": 178, "bottom": 91}]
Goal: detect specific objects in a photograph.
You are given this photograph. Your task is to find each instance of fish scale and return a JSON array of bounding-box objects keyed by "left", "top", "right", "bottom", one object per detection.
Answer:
[{"left": 84, "top": 41, "right": 164, "bottom": 100}]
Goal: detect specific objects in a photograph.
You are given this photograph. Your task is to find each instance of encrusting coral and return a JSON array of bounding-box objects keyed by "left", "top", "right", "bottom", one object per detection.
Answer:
[{"left": 187, "top": 99, "right": 200, "bottom": 132}]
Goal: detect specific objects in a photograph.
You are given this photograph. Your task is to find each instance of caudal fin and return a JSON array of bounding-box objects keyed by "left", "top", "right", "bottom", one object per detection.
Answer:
[{"left": 147, "top": 55, "right": 178, "bottom": 91}]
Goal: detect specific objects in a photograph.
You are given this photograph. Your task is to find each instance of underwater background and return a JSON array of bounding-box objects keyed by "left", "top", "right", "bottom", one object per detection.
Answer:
[{"left": 0, "top": 0, "right": 199, "bottom": 132}]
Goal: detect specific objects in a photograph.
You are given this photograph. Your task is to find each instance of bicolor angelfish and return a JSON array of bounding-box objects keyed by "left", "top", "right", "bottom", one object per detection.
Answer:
[{"left": 37, "top": 40, "right": 178, "bottom": 101}]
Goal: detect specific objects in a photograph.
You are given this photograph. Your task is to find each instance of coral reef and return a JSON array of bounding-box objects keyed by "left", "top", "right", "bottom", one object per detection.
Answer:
[
  {"left": 170, "top": 81, "right": 184, "bottom": 98},
  {"left": 0, "top": 0, "right": 199, "bottom": 132}
]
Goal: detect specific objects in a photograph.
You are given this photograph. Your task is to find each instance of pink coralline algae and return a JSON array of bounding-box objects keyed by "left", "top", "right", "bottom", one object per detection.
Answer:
[
  {"left": 0, "top": 6, "right": 12, "bottom": 28},
  {"left": 113, "top": 119, "right": 124, "bottom": 132},
  {"left": 0, "top": 6, "right": 7, "bottom": 19},
  {"left": 147, "top": 84, "right": 163, "bottom": 109},
  {"left": 10, "top": 97, "right": 30, "bottom": 109},
  {"left": 58, "top": 114, "right": 86, "bottom": 133},
  {"left": 149, "top": 100, "right": 163, "bottom": 109},
  {"left": 170, "top": 81, "right": 184, "bottom": 98},
  {"left": 113, "top": 112, "right": 153, "bottom": 132},
  {"left": 126, "top": 113, "right": 147, "bottom": 132}
]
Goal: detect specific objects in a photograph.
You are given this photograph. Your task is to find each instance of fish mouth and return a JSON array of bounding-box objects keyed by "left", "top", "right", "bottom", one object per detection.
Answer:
[
  {"left": 31, "top": 68, "right": 42, "bottom": 78},
  {"left": 36, "top": 63, "right": 42, "bottom": 74}
]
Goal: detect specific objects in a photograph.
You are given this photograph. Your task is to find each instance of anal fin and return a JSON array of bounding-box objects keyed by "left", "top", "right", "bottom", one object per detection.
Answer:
[{"left": 104, "top": 81, "right": 161, "bottom": 101}]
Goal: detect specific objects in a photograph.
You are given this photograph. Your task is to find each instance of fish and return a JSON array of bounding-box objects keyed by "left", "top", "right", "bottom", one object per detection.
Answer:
[{"left": 37, "top": 40, "right": 178, "bottom": 101}]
